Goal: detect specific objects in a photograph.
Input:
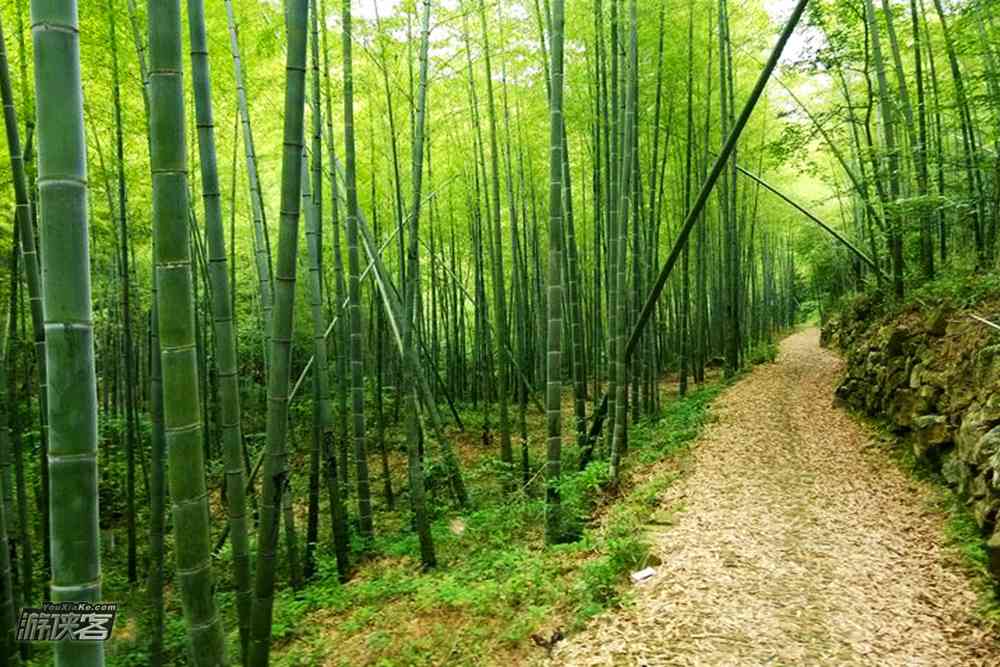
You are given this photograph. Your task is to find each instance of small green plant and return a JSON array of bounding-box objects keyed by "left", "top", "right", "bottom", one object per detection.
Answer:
[
  {"left": 576, "top": 516, "right": 648, "bottom": 612},
  {"left": 558, "top": 461, "right": 611, "bottom": 539},
  {"left": 939, "top": 497, "right": 1000, "bottom": 624},
  {"left": 102, "top": 378, "right": 725, "bottom": 667},
  {"left": 747, "top": 340, "right": 778, "bottom": 365},
  {"left": 910, "top": 268, "right": 1000, "bottom": 310}
]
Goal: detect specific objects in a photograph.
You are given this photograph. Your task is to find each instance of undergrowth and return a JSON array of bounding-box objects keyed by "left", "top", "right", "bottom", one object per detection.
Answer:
[
  {"left": 907, "top": 269, "right": 1000, "bottom": 311},
  {"left": 254, "top": 382, "right": 725, "bottom": 666},
  {"left": 826, "top": 268, "right": 1000, "bottom": 329},
  {"left": 80, "top": 380, "right": 728, "bottom": 666}
]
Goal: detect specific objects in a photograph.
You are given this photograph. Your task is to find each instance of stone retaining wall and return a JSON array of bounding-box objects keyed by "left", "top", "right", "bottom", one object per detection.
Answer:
[{"left": 822, "top": 295, "right": 1000, "bottom": 583}]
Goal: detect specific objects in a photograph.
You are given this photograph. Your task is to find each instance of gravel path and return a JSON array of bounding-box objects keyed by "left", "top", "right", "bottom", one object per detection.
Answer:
[{"left": 551, "top": 328, "right": 999, "bottom": 666}]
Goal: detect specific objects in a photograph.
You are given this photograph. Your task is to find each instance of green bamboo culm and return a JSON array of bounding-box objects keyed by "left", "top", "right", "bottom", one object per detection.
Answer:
[
  {"left": 222, "top": 0, "right": 274, "bottom": 367},
  {"left": 0, "top": 312, "right": 16, "bottom": 663},
  {"left": 148, "top": 290, "right": 166, "bottom": 666},
  {"left": 186, "top": 0, "right": 253, "bottom": 659},
  {"left": 305, "top": 0, "right": 350, "bottom": 582},
  {"left": 249, "top": 0, "right": 309, "bottom": 662},
  {"left": 29, "top": 0, "right": 103, "bottom": 664},
  {"left": 0, "top": 15, "right": 48, "bottom": 613},
  {"left": 317, "top": 0, "right": 351, "bottom": 497},
  {"left": 402, "top": 0, "right": 436, "bottom": 569},
  {"left": 302, "top": 152, "right": 350, "bottom": 578},
  {"left": 141, "top": 20, "right": 167, "bottom": 665},
  {"left": 477, "top": 0, "right": 513, "bottom": 475},
  {"left": 544, "top": 0, "right": 566, "bottom": 545},
  {"left": 609, "top": 0, "right": 637, "bottom": 485},
  {"left": 140, "top": 10, "right": 167, "bottom": 663},
  {"left": 147, "top": 0, "right": 226, "bottom": 662},
  {"left": 342, "top": 0, "right": 374, "bottom": 541},
  {"left": 0, "top": 470, "right": 13, "bottom": 664},
  {"left": 107, "top": 0, "right": 139, "bottom": 586}
]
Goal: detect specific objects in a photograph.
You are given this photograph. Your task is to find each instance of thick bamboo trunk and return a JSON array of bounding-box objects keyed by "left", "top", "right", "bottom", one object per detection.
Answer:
[
  {"left": 31, "top": 0, "right": 104, "bottom": 664},
  {"left": 249, "top": 0, "right": 309, "bottom": 662},
  {"left": 186, "top": 0, "right": 252, "bottom": 656},
  {"left": 545, "top": 0, "right": 566, "bottom": 544},
  {"left": 148, "top": 0, "right": 226, "bottom": 661}
]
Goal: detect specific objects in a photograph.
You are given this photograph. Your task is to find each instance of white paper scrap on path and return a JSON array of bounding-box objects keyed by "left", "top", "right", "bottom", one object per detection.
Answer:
[{"left": 630, "top": 567, "right": 656, "bottom": 584}]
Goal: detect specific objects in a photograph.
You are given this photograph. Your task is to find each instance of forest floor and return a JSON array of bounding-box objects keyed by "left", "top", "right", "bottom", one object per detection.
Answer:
[
  {"left": 551, "top": 328, "right": 1000, "bottom": 666},
  {"left": 256, "top": 365, "right": 729, "bottom": 666},
  {"left": 100, "top": 350, "right": 731, "bottom": 666}
]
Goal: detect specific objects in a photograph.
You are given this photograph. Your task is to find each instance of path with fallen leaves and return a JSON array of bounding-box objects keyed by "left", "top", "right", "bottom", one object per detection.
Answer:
[{"left": 551, "top": 327, "right": 999, "bottom": 666}]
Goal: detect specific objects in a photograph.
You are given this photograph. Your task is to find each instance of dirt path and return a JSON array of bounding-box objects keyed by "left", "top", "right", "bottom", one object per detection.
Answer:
[{"left": 551, "top": 328, "right": 999, "bottom": 666}]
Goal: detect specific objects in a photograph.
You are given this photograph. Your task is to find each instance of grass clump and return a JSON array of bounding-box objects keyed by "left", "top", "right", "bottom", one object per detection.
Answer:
[{"left": 936, "top": 496, "right": 1000, "bottom": 625}]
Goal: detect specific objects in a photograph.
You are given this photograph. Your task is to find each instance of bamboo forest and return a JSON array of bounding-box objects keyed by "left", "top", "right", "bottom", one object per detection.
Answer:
[{"left": 3, "top": 0, "right": 1000, "bottom": 663}]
